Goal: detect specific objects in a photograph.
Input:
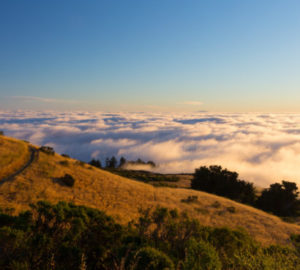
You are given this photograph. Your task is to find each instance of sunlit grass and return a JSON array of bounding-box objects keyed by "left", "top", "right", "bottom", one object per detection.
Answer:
[{"left": 0, "top": 136, "right": 30, "bottom": 180}]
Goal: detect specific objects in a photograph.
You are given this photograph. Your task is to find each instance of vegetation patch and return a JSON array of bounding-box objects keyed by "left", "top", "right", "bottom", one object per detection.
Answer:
[
  {"left": 39, "top": 146, "right": 55, "bottom": 155},
  {"left": 191, "top": 165, "right": 300, "bottom": 219},
  {"left": 109, "top": 169, "right": 179, "bottom": 183},
  {"left": 191, "top": 165, "right": 256, "bottom": 205},
  {"left": 54, "top": 174, "right": 75, "bottom": 187},
  {"left": 0, "top": 202, "right": 299, "bottom": 269},
  {"left": 59, "top": 160, "right": 69, "bottom": 166}
]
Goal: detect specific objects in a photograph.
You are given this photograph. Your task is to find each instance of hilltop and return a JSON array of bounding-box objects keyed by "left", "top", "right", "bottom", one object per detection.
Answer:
[{"left": 0, "top": 135, "right": 300, "bottom": 246}]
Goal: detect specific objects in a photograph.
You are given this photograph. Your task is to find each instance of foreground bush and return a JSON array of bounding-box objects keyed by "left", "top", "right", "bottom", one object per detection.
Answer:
[
  {"left": 182, "top": 238, "right": 221, "bottom": 270},
  {"left": 133, "top": 247, "right": 174, "bottom": 270},
  {"left": 0, "top": 202, "right": 300, "bottom": 269}
]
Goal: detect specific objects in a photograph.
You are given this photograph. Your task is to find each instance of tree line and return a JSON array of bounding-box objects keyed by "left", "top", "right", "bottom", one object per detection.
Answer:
[
  {"left": 89, "top": 156, "right": 156, "bottom": 170},
  {"left": 191, "top": 165, "right": 300, "bottom": 217}
]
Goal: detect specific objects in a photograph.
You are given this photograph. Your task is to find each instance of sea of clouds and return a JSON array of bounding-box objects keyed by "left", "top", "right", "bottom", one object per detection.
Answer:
[{"left": 1, "top": 110, "right": 300, "bottom": 187}]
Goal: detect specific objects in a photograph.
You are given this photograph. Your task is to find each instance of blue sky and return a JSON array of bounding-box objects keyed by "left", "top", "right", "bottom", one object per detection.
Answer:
[{"left": 0, "top": 0, "right": 300, "bottom": 112}]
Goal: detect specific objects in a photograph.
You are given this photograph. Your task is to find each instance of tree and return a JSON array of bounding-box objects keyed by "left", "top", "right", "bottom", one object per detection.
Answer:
[
  {"left": 106, "top": 156, "right": 117, "bottom": 168},
  {"left": 147, "top": 161, "right": 156, "bottom": 168},
  {"left": 119, "top": 157, "right": 126, "bottom": 168},
  {"left": 89, "top": 159, "right": 102, "bottom": 168},
  {"left": 256, "top": 181, "right": 300, "bottom": 216},
  {"left": 136, "top": 158, "right": 145, "bottom": 165},
  {"left": 191, "top": 165, "right": 256, "bottom": 205},
  {"left": 105, "top": 157, "right": 110, "bottom": 168}
]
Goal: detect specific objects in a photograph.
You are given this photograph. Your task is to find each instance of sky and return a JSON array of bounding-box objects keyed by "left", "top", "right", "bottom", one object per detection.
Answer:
[{"left": 1, "top": 0, "right": 300, "bottom": 112}]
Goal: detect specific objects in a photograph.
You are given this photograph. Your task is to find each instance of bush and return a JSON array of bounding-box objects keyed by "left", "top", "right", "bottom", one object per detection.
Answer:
[
  {"left": 58, "top": 174, "right": 75, "bottom": 187},
  {"left": 62, "top": 154, "right": 70, "bottom": 158},
  {"left": 0, "top": 202, "right": 300, "bottom": 269},
  {"left": 133, "top": 247, "right": 174, "bottom": 270},
  {"left": 183, "top": 238, "right": 221, "bottom": 270},
  {"left": 59, "top": 160, "right": 69, "bottom": 166},
  {"left": 40, "top": 146, "right": 55, "bottom": 155},
  {"left": 0, "top": 131, "right": 4, "bottom": 136}
]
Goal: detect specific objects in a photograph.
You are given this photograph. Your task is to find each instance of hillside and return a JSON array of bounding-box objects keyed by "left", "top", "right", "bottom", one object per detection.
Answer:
[{"left": 0, "top": 135, "right": 300, "bottom": 246}]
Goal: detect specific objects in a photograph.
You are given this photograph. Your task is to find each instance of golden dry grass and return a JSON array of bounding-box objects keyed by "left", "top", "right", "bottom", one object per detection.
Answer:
[
  {"left": 0, "top": 136, "right": 30, "bottom": 180},
  {"left": 0, "top": 136, "right": 300, "bottom": 246}
]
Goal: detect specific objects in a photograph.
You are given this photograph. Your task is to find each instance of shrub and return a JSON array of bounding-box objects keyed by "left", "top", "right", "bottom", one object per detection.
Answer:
[
  {"left": 0, "top": 131, "right": 3, "bottom": 136},
  {"left": 183, "top": 238, "right": 221, "bottom": 270},
  {"left": 62, "top": 154, "right": 70, "bottom": 158},
  {"left": 58, "top": 174, "right": 75, "bottom": 187},
  {"left": 0, "top": 202, "right": 300, "bottom": 269},
  {"left": 59, "top": 160, "right": 69, "bottom": 166},
  {"left": 133, "top": 247, "right": 174, "bottom": 270},
  {"left": 40, "top": 146, "right": 55, "bottom": 155}
]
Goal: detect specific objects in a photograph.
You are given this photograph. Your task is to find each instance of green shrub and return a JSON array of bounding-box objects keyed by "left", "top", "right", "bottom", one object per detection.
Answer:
[
  {"left": 262, "top": 245, "right": 300, "bottom": 269},
  {"left": 133, "top": 247, "right": 174, "bottom": 270},
  {"left": 183, "top": 238, "right": 221, "bottom": 270},
  {"left": 0, "top": 202, "right": 299, "bottom": 269}
]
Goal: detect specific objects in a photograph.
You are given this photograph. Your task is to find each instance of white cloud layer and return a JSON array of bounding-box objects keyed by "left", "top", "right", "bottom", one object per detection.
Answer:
[{"left": 1, "top": 110, "right": 300, "bottom": 187}]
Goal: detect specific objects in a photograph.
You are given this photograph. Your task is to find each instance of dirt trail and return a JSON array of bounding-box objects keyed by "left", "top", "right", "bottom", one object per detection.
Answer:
[{"left": 0, "top": 146, "right": 38, "bottom": 185}]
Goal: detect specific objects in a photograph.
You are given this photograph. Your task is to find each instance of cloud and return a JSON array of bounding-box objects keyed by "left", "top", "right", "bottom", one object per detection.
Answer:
[{"left": 2, "top": 110, "right": 300, "bottom": 187}]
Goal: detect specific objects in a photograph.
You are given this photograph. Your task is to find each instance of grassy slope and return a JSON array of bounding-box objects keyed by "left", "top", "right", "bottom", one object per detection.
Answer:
[
  {"left": 0, "top": 136, "right": 30, "bottom": 179},
  {"left": 0, "top": 136, "right": 300, "bottom": 246}
]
